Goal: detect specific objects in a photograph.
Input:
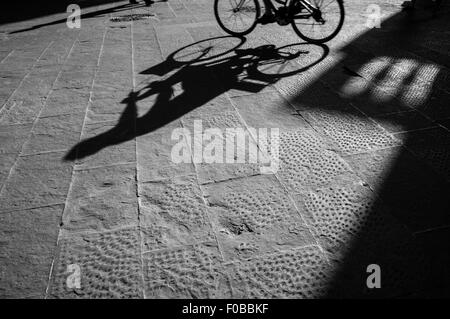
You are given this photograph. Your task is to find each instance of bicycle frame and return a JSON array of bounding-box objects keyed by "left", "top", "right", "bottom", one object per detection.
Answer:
[
  {"left": 270, "top": 0, "right": 317, "bottom": 16},
  {"left": 234, "top": 0, "right": 317, "bottom": 17},
  {"left": 264, "top": 0, "right": 321, "bottom": 21}
]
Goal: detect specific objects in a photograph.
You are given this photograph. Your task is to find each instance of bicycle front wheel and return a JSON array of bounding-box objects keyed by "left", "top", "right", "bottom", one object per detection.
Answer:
[
  {"left": 290, "top": 0, "right": 345, "bottom": 43},
  {"left": 214, "top": 0, "right": 260, "bottom": 36}
]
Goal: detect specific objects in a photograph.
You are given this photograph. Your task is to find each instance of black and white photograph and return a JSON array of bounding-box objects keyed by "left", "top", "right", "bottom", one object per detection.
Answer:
[{"left": 0, "top": 0, "right": 449, "bottom": 303}]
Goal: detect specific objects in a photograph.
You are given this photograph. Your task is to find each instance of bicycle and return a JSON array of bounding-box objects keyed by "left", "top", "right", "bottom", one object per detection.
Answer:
[{"left": 214, "top": 0, "right": 345, "bottom": 43}]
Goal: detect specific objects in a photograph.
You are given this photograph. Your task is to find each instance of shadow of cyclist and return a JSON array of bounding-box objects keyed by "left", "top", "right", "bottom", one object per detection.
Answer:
[{"left": 65, "top": 37, "right": 328, "bottom": 161}]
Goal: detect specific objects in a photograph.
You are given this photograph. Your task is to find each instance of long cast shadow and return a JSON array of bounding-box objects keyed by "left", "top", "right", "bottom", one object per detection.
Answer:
[{"left": 65, "top": 38, "right": 329, "bottom": 160}]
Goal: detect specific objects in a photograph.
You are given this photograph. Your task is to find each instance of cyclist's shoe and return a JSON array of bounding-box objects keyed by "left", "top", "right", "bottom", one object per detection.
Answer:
[{"left": 258, "top": 13, "right": 276, "bottom": 25}]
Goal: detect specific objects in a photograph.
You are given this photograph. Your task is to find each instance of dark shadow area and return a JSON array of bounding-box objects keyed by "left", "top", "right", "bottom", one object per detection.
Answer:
[
  {"left": 65, "top": 36, "right": 328, "bottom": 160},
  {"left": 7, "top": 1, "right": 144, "bottom": 34},
  {"left": 291, "top": 3, "right": 450, "bottom": 298},
  {"left": 63, "top": 1, "right": 450, "bottom": 297},
  {"left": 1, "top": 0, "right": 130, "bottom": 26}
]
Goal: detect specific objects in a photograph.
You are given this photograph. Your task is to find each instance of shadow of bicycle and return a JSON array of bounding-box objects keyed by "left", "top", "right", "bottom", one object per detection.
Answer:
[{"left": 65, "top": 36, "right": 329, "bottom": 160}]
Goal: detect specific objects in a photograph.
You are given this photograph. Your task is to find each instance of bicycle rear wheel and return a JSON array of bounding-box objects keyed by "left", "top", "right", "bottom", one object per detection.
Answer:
[
  {"left": 214, "top": 0, "right": 260, "bottom": 36},
  {"left": 290, "top": 0, "right": 345, "bottom": 43}
]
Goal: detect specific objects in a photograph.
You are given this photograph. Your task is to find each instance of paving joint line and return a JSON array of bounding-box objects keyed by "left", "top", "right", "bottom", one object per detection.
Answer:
[
  {"left": 44, "top": 25, "right": 109, "bottom": 299},
  {"left": 73, "top": 161, "right": 137, "bottom": 171},
  {"left": 19, "top": 149, "right": 69, "bottom": 157},
  {"left": 0, "top": 50, "right": 15, "bottom": 64},
  {"left": 130, "top": 10, "right": 148, "bottom": 299},
  {"left": 0, "top": 202, "right": 67, "bottom": 215},
  {"left": 59, "top": 224, "right": 140, "bottom": 239}
]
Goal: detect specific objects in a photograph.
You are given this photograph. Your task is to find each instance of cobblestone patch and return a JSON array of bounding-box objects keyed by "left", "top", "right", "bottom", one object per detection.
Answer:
[
  {"left": 41, "top": 88, "right": 91, "bottom": 117},
  {"left": 183, "top": 111, "right": 265, "bottom": 184},
  {"left": 48, "top": 227, "right": 143, "bottom": 299},
  {"left": 0, "top": 153, "right": 16, "bottom": 189},
  {"left": 277, "top": 129, "right": 358, "bottom": 192},
  {"left": 302, "top": 109, "right": 400, "bottom": 154},
  {"left": 227, "top": 245, "right": 331, "bottom": 298},
  {"left": 294, "top": 182, "right": 411, "bottom": 256},
  {"left": 72, "top": 120, "right": 136, "bottom": 169},
  {"left": 143, "top": 242, "right": 230, "bottom": 298},
  {"left": 110, "top": 14, "right": 155, "bottom": 22},
  {"left": 22, "top": 113, "right": 85, "bottom": 155},
  {"left": 0, "top": 123, "right": 33, "bottom": 155}
]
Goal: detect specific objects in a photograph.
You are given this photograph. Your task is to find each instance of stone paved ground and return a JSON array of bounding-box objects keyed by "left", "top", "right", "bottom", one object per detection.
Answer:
[{"left": 1, "top": 0, "right": 450, "bottom": 298}]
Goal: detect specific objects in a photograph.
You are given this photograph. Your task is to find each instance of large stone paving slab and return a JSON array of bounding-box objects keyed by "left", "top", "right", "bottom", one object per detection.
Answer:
[
  {"left": 294, "top": 181, "right": 411, "bottom": 256},
  {"left": 136, "top": 121, "right": 195, "bottom": 182},
  {"left": 0, "top": 151, "right": 73, "bottom": 212},
  {"left": 226, "top": 245, "right": 331, "bottom": 298},
  {"left": 1, "top": 0, "right": 449, "bottom": 299},
  {"left": 301, "top": 108, "right": 401, "bottom": 155},
  {"left": 139, "top": 174, "right": 215, "bottom": 251},
  {"left": 276, "top": 129, "right": 358, "bottom": 192},
  {"left": 61, "top": 163, "right": 139, "bottom": 234},
  {"left": 204, "top": 174, "right": 316, "bottom": 261},
  {"left": 143, "top": 242, "right": 231, "bottom": 298},
  {"left": 48, "top": 227, "right": 143, "bottom": 298},
  {"left": 0, "top": 204, "right": 63, "bottom": 298}
]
